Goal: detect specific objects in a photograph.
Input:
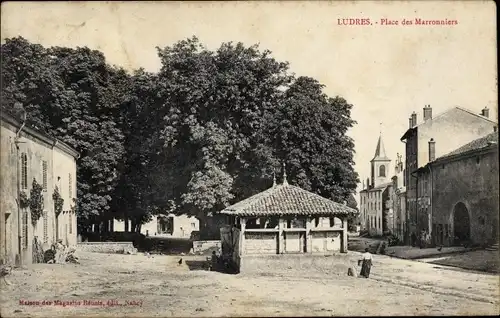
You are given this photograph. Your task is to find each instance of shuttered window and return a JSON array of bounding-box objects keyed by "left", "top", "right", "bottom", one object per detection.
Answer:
[
  {"left": 21, "top": 153, "right": 28, "bottom": 190},
  {"left": 42, "top": 161, "right": 48, "bottom": 190},
  {"left": 69, "top": 213, "right": 72, "bottom": 234},
  {"left": 22, "top": 210, "right": 28, "bottom": 249},
  {"left": 43, "top": 211, "right": 48, "bottom": 243}
]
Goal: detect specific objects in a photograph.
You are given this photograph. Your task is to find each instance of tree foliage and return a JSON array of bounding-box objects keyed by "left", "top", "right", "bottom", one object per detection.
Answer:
[
  {"left": 1, "top": 37, "right": 128, "bottom": 227},
  {"left": 2, "top": 36, "right": 359, "bottom": 232}
]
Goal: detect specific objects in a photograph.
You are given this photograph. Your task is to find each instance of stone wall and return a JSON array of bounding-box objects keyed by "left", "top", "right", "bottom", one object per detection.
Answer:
[
  {"left": 432, "top": 147, "right": 499, "bottom": 246},
  {"left": 192, "top": 240, "right": 221, "bottom": 253},
  {"left": 76, "top": 242, "right": 136, "bottom": 254}
]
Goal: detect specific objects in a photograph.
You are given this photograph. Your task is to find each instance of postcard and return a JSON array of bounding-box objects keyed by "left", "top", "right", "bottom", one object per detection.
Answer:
[{"left": 0, "top": 1, "right": 498, "bottom": 317}]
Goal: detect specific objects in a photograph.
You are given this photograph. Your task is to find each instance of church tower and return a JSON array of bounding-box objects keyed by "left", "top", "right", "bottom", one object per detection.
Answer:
[{"left": 370, "top": 132, "right": 391, "bottom": 188}]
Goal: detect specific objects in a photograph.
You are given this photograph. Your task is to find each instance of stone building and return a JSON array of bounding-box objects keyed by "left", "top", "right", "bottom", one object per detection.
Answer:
[
  {"left": 359, "top": 133, "right": 393, "bottom": 236},
  {"left": 391, "top": 153, "right": 407, "bottom": 242},
  {"left": 416, "top": 131, "right": 498, "bottom": 247},
  {"left": 1, "top": 112, "right": 79, "bottom": 265},
  {"left": 219, "top": 174, "right": 357, "bottom": 258},
  {"left": 400, "top": 105, "right": 497, "bottom": 244},
  {"left": 113, "top": 214, "right": 199, "bottom": 238}
]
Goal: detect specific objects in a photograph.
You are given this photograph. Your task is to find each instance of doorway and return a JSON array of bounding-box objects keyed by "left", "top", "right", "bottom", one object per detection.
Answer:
[{"left": 453, "top": 202, "right": 470, "bottom": 245}]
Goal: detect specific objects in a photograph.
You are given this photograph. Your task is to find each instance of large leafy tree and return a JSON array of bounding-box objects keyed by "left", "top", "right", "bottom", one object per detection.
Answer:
[
  {"left": 127, "top": 37, "right": 359, "bottom": 234},
  {"left": 1, "top": 37, "right": 128, "bottom": 231},
  {"left": 269, "top": 76, "right": 359, "bottom": 202}
]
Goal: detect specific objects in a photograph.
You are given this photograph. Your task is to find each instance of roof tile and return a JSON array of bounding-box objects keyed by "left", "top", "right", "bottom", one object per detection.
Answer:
[{"left": 438, "top": 132, "right": 498, "bottom": 160}]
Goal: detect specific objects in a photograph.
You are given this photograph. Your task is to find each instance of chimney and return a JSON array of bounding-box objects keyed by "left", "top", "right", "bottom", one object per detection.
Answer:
[
  {"left": 411, "top": 111, "right": 417, "bottom": 127},
  {"left": 366, "top": 178, "right": 370, "bottom": 189},
  {"left": 428, "top": 138, "right": 436, "bottom": 162},
  {"left": 362, "top": 179, "right": 365, "bottom": 189},
  {"left": 423, "top": 104, "right": 433, "bottom": 121},
  {"left": 408, "top": 117, "right": 413, "bottom": 128},
  {"left": 481, "top": 107, "right": 490, "bottom": 118}
]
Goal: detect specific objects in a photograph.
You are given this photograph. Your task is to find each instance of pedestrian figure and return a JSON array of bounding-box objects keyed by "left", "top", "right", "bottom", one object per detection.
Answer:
[
  {"left": 419, "top": 230, "right": 426, "bottom": 249},
  {"left": 359, "top": 248, "right": 373, "bottom": 278}
]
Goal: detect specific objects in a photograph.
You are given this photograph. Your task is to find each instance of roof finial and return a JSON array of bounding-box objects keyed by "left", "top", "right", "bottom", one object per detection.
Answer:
[
  {"left": 379, "top": 122, "right": 383, "bottom": 135},
  {"left": 282, "top": 162, "right": 288, "bottom": 185},
  {"left": 272, "top": 168, "right": 276, "bottom": 188}
]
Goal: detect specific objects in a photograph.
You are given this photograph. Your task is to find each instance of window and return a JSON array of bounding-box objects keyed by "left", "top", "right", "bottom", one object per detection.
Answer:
[
  {"left": 378, "top": 217, "right": 381, "bottom": 229},
  {"left": 42, "top": 161, "right": 48, "bottom": 190},
  {"left": 379, "top": 165, "right": 386, "bottom": 177},
  {"left": 68, "top": 173, "right": 72, "bottom": 199},
  {"left": 21, "top": 153, "right": 28, "bottom": 190},
  {"left": 476, "top": 157, "right": 480, "bottom": 164},
  {"left": 191, "top": 222, "right": 196, "bottom": 229},
  {"left": 22, "top": 210, "right": 28, "bottom": 249},
  {"left": 43, "top": 211, "right": 48, "bottom": 243}
]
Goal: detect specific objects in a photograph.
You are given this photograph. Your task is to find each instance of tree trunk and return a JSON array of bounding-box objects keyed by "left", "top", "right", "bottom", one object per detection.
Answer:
[
  {"left": 124, "top": 216, "right": 129, "bottom": 232},
  {"left": 131, "top": 219, "right": 137, "bottom": 233}
]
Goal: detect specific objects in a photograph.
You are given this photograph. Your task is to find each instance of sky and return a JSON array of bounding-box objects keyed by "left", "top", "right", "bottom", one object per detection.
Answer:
[{"left": 1, "top": 1, "right": 497, "bottom": 203}]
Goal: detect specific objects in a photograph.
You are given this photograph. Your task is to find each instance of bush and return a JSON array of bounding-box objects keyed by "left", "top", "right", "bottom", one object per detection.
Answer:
[{"left": 388, "top": 234, "right": 403, "bottom": 247}]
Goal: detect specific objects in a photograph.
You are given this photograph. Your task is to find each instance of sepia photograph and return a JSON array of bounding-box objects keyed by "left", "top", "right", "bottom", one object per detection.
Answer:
[{"left": 0, "top": 1, "right": 498, "bottom": 317}]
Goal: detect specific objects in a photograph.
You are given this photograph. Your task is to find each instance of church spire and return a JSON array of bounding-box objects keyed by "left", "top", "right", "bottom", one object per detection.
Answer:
[{"left": 372, "top": 128, "right": 389, "bottom": 161}]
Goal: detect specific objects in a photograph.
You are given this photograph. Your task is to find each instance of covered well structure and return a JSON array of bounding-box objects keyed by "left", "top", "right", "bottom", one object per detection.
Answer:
[{"left": 219, "top": 180, "right": 358, "bottom": 271}]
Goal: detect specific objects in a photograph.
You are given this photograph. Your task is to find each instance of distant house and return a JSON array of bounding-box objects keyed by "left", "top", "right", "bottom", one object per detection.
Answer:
[
  {"left": 113, "top": 214, "right": 199, "bottom": 238},
  {"left": 1, "top": 112, "right": 79, "bottom": 265},
  {"left": 401, "top": 105, "right": 497, "bottom": 244},
  {"left": 391, "top": 154, "right": 407, "bottom": 243},
  {"left": 219, "top": 174, "right": 358, "bottom": 256},
  {"left": 416, "top": 131, "right": 498, "bottom": 247}
]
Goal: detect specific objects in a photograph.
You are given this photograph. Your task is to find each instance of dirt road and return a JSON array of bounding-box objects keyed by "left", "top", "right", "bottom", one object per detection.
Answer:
[{"left": 1, "top": 251, "right": 498, "bottom": 317}]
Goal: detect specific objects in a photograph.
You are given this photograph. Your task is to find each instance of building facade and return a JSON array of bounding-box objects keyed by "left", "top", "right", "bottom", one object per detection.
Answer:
[
  {"left": 416, "top": 131, "right": 498, "bottom": 247},
  {"left": 391, "top": 153, "right": 407, "bottom": 242},
  {"left": 400, "top": 105, "right": 497, "bottom": 244},
  {"left": 113, "top": 214, "right": 199, "bottom": 238},
  {"left": 359, "top": 134, "right": 393, "bottom": 236},
  {"left": 1, "top": 113, "right": 78, "bottom": 265}
]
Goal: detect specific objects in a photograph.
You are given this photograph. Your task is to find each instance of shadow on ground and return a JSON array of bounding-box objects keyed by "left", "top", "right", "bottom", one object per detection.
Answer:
[{"left": 185, "top": 259, "right": 239, "bottom": 275}]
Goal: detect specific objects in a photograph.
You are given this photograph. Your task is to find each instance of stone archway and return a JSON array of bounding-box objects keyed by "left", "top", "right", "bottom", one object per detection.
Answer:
[{"left": 453, "top": 202, "right": 471, "bottom": 245}]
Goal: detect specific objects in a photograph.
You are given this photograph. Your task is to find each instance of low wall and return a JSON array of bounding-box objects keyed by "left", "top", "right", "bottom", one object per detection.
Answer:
[
  {"left": 239, "top": 253, "right": 360, "bottom": 274},
  {"left": 192, "top": 240, "right": 221, "bottom": 253},
  {"left": 76, "top": 242, "right": 136, "bottom": 254}
]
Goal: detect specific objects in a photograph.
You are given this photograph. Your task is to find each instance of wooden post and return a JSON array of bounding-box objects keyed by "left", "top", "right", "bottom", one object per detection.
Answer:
[
  {"left": 278, "top": 216, "right": 284, "bottom": 254},
  {"left": 240, "top": 218, "right": 246, "bottom": 256},
  {"left": 341, "top": 216, "right": 348, "bottom": 253},
  {"left": 305, "top": 216, "right": 312, "bottom": 253}
]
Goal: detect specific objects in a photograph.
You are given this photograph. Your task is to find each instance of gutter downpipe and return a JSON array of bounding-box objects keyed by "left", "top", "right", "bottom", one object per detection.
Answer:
[
  {"left": 14, "top": 118, "right": 26, "bottom": 266},
  {"left": 401, "top": 138, "right": 411, "bottom": 245},
  {"left": 428, "top": 164, "right": 433, "bottom": 246}
]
